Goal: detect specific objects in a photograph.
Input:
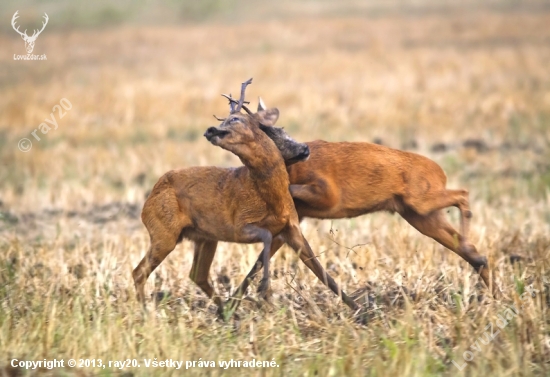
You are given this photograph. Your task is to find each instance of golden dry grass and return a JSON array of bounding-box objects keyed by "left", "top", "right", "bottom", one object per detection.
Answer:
[{"left": 1, "top": 2, "right": 550, "bottom": 376}]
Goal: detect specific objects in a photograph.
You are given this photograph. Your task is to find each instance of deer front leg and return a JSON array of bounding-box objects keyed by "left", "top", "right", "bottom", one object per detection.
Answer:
[
  {"left": 257, "top": 235, "right": 273, "bottom": 301},
  {"left": 283, "top": 225, "right": 360, "bottom": 312},
  {"left": 222, "top": 225, "right": 273, "bottom": 321},
  {"left": 225, "top": 235, "right": 285, "bottom": 317}
]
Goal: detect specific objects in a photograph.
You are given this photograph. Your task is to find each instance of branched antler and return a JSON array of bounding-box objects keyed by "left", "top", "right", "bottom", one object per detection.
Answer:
[
  {"left": 233, "top": 78, "right": 253, "bottom": 114},
  {"left": 221, "top": 94, "right": 253, "bottom": 115},
  {"left": 31, "top": 13, "right": 49, "bottom": 38},
  {"left": 11, "top": 11, "right": 26, "bottom": 38},
  {"left": 11, "top": 11, "right": 48, "bottom": 40},
  {"left": 214, "top": 78, "right": 255, "bottom": 120},
  {"left": 225, "top": 93, "right": 235, "bottom": 113}
]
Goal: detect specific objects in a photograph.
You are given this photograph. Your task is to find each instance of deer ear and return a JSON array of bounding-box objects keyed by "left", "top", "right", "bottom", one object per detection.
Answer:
[{"left": 256, "top": 108, "right": 279, "bottom": 127}]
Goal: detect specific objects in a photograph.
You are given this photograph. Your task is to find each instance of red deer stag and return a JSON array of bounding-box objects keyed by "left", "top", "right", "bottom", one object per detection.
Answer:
[
  {"left": 132, "top": 79, "right": 360, "bottom": 320},
  {"left": 225, "top": 98, "right": 498, "bottom": 308}
]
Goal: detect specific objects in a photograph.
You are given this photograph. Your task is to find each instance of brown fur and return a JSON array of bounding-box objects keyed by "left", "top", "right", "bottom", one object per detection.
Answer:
[
  {"left": 234, "top": 140, "right": 498, "bottom": 299},
  {"left": 132, "top": 110, "right": 360, "bottom": 319}
]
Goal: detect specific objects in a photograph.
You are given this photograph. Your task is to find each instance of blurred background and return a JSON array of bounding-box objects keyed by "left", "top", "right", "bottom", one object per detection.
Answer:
[
  {"left": 1, "top": 0, "right": 549, "bottom": 215},
  {"left": 1, "top": 2, "right": 550, "bottom": 374}
]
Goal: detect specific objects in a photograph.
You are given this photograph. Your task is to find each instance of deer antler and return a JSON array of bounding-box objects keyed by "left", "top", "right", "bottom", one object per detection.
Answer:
[
  {"left": 11, "top": 11, "right": 27, "bottom": 38},
  {"left": 221, "top": 94, "right": 253, "bottom": 115},
  {"left": 233, "top": 78, "right": 253, "bottom": 114},
  {"left": 11, "top": 11, "right": 48, "bottom": 41},
  {"left": 214, "top": 79, "right": 255, "bottom": 120},
  {"left": 224, "top": 93, "right": 236, "bottom": 113},
  {"left": 214, "top": 93, "right": 234, "bottom": 122},
  {"left": 30, "top": 13, "right": 49, "bottom": 39}
]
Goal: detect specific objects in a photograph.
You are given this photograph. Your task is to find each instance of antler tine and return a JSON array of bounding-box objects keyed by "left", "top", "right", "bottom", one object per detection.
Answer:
[
  {"left": 221, "top": 94, "right": 253, "bottom": 115},
  {"left": 233, "top": 78, "right": 253, "bottom": 114},
  {"left": 240, "top": 104, "right": 253, "bottom": 115},
  {"left": 221, "top": 94, "right": 251, "bottom": 106},
  {"left": 34, "top": 13, "right": 49, "bottom": 38},
  {"left": 224, "top": 93, "right": 235, "bottom": 113},
  {"left": 213, "top": 115, "right": 225, "bottom": 121},
  {"left": 11, "top": 11, "right": 48, "bottom": 39},
  {"left": 11, "top": 11, "right": 26, "bottom": 37},
  {"left": 40, "top": 14, "right": 48, "bottom": 32}
]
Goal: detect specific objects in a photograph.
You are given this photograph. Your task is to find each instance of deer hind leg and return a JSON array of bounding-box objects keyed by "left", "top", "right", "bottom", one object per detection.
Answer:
[
  {"left": 402, "top": 209, "right": 497, "bottom": 297},
  {"left": 133, "top": 207, "right": 191, "bottom": 304},
  {"left": 403, "top": 189, "right": 472, "bottom": 245},
  {"left": 189, "top": 240, "right": 223, "bottom": 313},
  {"left": 284, "top": 225, "right": 360, "bottom": 311}
]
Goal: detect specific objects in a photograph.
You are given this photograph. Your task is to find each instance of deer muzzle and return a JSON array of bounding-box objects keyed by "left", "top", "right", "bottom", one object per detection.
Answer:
[
  {"left": 299, "top": 144, "right": 310, "bottom": 159},
  {"left": 285, "top": 144, "right": 310, "bottom": 166},
  {"left": 204, "top": 127, "right": 230, "bottom": 143}
]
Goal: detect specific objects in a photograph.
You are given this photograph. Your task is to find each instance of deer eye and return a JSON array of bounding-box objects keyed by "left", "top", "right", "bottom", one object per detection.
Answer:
[{"left": 229, "top": 117, "right": 240, "bottom": 123}]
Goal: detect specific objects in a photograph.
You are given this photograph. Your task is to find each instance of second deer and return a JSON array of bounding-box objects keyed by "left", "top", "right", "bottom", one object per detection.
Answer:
[{"left": 226, "top": 98, "right": 499, "bottom": 308}]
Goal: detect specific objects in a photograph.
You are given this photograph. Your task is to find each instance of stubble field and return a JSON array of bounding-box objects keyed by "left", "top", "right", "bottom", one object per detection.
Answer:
[{"left": 1, "top": 2, "right": 550, "bottom": 376}]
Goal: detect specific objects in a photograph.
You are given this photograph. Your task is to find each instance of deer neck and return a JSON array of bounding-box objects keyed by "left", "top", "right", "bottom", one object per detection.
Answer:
[{"left": 240, "top": 138, "right": 290, "bottom": 206}]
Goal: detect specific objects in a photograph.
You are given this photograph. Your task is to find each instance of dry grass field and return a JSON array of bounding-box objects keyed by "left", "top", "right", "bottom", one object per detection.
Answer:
[{"left": 1, "top": 1, "right": 550, "bottom": 376}]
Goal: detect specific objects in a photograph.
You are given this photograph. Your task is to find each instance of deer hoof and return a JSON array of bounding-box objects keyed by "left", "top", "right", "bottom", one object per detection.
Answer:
[
  {"left": 352, "top": 306, "right": 369, "bottom": 326},
  {"left": 257, "top": 278, "right": 271, "bottom": 301}
]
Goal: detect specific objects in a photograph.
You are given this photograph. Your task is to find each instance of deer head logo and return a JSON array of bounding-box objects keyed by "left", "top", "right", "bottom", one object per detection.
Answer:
[{"left": 11, "top": 11, "right": 48, "bottom": 54}]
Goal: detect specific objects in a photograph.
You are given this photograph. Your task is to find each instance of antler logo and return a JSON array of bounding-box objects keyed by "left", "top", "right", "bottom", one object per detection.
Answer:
[{"left": 11, "top": 11, "right": 48, "bottom": 54}]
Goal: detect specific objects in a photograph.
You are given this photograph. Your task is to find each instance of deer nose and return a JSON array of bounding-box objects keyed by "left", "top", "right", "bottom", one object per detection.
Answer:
[
  {"left": 204, "top": 126, "right": 229, "bottom": 141},
  {"left": 204, "top": 127, "right": 218, "bottom": 138},
  {"left": 301, "top": 145, "right": 310, "bottom": 158}
]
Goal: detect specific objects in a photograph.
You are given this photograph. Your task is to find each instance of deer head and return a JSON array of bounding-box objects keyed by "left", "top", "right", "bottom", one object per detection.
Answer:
[
  {"left": 205, "top": 79, "right": 309, "bottom": 165},
  {"left": 12, "top": 11, "right": 49, "bottom": 54},
  {"left": 255, "top": 97, "right": 309, "bottom": 165}
]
